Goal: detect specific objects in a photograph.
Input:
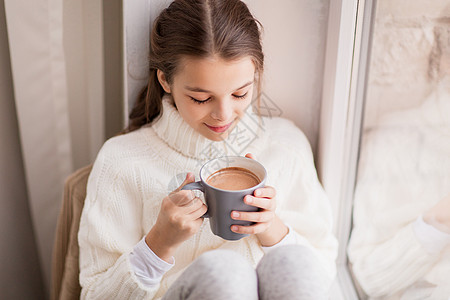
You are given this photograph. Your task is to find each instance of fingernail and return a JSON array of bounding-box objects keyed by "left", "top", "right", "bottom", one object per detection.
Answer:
[
  {"left": 231, "top": 211, "right": 240, "bottom": 218},
  {"left": 255, "top": 190, "right": 261, "bottom": 197},
  {"left": 246, "top": 196, "right": 252, "bottom": 203},
  {"left": 231, "top": 225, "right": 238, "bottom": 232}
]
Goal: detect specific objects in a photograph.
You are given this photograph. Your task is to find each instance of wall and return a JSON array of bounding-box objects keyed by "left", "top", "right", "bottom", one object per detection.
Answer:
[
  {"left": 0, "top": 1, "right": 46, "bottom": 298},
  {"left": 245, "top": 0, "right": 330, "bottom": 153}
]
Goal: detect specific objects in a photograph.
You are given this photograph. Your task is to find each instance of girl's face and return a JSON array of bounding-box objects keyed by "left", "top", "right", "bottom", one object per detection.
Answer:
[{"left": 158, "top": 55, "right": 256, "bottom": 141}]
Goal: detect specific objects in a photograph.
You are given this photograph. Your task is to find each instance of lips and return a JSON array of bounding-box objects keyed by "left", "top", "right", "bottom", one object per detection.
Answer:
[{"left": 205, "top": 121, "right": 233, "bottom": 133}]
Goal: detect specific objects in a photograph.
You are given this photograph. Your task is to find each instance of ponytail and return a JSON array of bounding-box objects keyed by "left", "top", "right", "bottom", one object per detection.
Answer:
[{"left": 122, "top": 70, "right": 164, "bottom": 133}]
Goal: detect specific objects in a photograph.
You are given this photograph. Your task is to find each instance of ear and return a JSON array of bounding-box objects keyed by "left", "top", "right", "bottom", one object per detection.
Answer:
[{"left": 157, "top": 69, "right": 171, "bottom": 93}]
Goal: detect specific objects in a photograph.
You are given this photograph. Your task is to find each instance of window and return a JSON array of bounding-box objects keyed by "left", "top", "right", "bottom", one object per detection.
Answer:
[{"left": 320, "top": 0, "right": 450, "bottom": 298}]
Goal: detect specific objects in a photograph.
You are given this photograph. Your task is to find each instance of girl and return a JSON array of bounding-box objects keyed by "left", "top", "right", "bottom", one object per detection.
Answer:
[{"left": 78, "top": 0, "right": 338, "bottom": 299}]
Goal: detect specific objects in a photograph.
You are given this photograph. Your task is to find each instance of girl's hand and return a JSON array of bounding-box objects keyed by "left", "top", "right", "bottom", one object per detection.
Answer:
[
  {"left": 424, "top": 193, "right": 450, "bottom": 234},
  {"left": 230, "top": 153, "right": 289, "bottom": 246},
  {"left": 146, "top": 173, "right": 207, "bottom": 262}
]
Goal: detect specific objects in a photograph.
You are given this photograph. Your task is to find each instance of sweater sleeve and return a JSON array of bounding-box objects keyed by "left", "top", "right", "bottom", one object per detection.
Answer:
[
  {"left": 413, "top": 215, "right": 450, "bottom": 254},
  {"left": 129, "top": 238, "right": 174, "bottom": 287},
  {"left": 348, "top": 221, "right": 440, "bottom": 297},
  {"left": 78, "top": 140, "right": 159, "bottom": 299},
  {"left": 261, "top": 118, "right": 339, "bottom": 282}
]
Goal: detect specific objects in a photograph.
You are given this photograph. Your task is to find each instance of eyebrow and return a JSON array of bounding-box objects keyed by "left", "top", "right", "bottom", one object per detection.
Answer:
[{"left": 185, "top": 81, "right": 254, "bottom": 93}]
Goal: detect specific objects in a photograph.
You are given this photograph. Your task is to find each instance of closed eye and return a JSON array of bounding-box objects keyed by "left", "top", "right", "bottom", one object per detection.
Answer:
[
  {"left": 232, "top": 92, "right": 248, "bottom": 99},
  {"left": 190, "top": 96, "right": 212, "bottom": 104}
]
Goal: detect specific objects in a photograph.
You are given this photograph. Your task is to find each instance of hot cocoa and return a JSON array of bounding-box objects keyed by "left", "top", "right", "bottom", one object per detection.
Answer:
[{"left": 206, "top": 167, "right": 260, "bottom": 190}]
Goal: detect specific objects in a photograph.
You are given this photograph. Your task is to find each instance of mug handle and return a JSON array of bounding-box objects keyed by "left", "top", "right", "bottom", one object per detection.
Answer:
[{"left": 181, "top": 182, "right": 209, "bottom": 218}]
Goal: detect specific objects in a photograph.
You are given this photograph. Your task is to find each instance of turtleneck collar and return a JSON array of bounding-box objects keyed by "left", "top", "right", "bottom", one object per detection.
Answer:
[{"left": 151, "top": 94, "right": 262, "bottom": 160}]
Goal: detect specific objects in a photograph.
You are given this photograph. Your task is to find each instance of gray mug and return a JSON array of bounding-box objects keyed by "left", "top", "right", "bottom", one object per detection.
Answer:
[{"left": 182, "top": 156, "right": 267, "bottom": 240}]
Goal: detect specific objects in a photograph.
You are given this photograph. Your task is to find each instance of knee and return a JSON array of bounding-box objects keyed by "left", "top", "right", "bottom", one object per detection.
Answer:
[
  {"left": 190, "top": 250, "right": 257, "bottom": 299},
  {"left": 195, "top": 249, "right": 250, "bottom": 269},
  {"left": 257, "top": 245, "right": 330, "bottom": 300},
  {"left": 259, "top": 244, "right": 324, "bottom": 274}
]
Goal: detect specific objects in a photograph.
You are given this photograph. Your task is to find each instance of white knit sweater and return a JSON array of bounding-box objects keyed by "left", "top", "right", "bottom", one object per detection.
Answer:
[
  {"left": 78, "top": 95, "right": 338, "bottom": 299},
  {"left": 348, "top": 81, "right": 450, "bottom": 299}
]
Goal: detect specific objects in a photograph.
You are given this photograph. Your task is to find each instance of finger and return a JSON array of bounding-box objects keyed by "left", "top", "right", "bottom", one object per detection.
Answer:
[
  {"left": 173, "top": 172, "right": 195, "bottom": 193},
  {"left": 253, "top": 186, "right": 276, "bottom": 198},
  {"left": 189, "top": 203, "right": 208, "bottom": 220},
  {"left": 244, "top": 195, "right": 275, "bottom": 210},
  {"left": 168, "top": 190, "right": 196, "bottom": 206},
  {"left": 181, "top": 197, "right": 204, "bottom": 212},
  {"left": 230, "top": 222, "right": 269, "bottom": 235},
  {"left": 231, "top": 210, "right": 274, "bottom": 223},
  {"left": 245, "top": 153, "right": 255, "bottom": 160}
]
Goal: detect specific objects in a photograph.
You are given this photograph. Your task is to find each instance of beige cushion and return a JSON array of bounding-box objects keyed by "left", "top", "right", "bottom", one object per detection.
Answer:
[{"left": 51, "top": 165, "right": 92, "bottom": 300}]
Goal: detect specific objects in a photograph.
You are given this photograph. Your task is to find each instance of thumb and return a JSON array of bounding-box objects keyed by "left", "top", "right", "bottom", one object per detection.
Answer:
[{"left": 174, "top": 172, "right": 195, "bottom": 192}]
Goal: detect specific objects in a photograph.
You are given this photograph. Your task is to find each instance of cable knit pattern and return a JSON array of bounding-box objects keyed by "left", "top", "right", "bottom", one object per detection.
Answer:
[{"left": 78, "top": 95, "right": 338, "bottom": 299}]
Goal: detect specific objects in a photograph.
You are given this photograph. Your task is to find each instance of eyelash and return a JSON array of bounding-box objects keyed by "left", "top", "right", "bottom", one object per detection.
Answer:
[
  {"left": 190, "top": 97, "right": 212, "bottom": 104},
  {"left": 190, "top": 92, "right": 249, "bottom": 104},
  {"left": 233, "top": 92, "right": 248, "bottom": 99}
]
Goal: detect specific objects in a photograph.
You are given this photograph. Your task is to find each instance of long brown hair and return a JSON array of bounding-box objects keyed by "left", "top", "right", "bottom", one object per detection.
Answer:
[{"left": 123, "top": 0, "right": 264, "bottom": 133}]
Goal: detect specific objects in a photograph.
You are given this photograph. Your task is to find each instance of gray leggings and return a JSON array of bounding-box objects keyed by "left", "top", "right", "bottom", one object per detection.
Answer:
[{"left": 162, "top": 245, "right": 330, "bottom": 300}]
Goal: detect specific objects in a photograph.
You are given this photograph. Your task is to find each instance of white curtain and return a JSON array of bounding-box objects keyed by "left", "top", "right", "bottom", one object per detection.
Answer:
[
  {"left": 3, "top": 0, "right": 104, "bottom": 292},
  {"left": 4, "top": 0, "right": 73, "bottom": 291}
]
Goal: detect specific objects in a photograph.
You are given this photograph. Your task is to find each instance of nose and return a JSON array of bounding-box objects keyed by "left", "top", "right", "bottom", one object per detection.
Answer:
[{"left": 210, "top": 99, "right": 233, "bottom": 122}]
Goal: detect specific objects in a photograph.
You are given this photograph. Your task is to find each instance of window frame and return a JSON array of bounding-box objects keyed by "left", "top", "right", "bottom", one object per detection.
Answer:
[{"left": 318, "top": 0, "right": 377, "bottom": 298}]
